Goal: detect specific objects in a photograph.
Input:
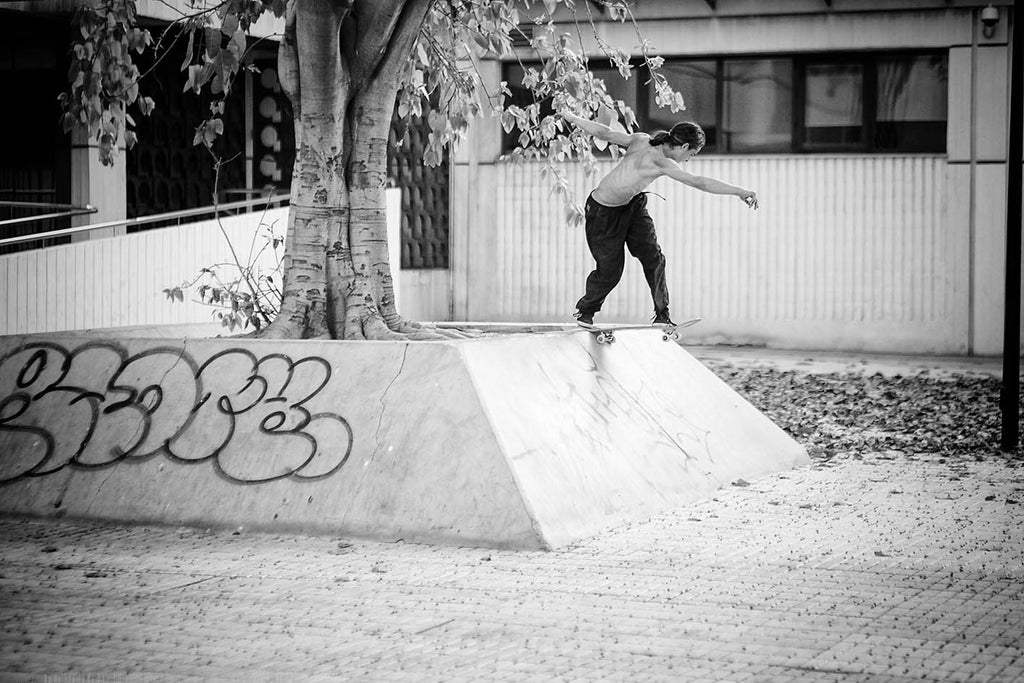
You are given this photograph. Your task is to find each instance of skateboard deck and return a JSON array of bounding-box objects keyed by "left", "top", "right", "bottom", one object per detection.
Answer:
[{"left": 585, "top": 317, "right": 702, "bottom": 344}]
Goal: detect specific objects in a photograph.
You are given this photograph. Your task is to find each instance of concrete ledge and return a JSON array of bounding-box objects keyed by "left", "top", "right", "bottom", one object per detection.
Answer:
[{"left": 0, "top": 330, "right": 808, "bottom": 548}]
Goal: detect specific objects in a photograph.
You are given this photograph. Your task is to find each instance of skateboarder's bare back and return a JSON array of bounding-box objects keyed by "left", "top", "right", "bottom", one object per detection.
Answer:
[{"left": 559, "top": 112, "right": 759, "bottom": 328}]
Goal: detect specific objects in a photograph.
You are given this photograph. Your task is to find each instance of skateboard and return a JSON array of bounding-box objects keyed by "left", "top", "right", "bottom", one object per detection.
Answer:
[{"left": 586, "top": 317, "right": 702, "bottom": 344}]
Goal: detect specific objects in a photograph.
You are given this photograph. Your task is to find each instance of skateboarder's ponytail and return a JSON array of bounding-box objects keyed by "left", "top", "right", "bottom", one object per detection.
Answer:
[{"left": 650, "top": 122, "right": 706, "bottom": 150}]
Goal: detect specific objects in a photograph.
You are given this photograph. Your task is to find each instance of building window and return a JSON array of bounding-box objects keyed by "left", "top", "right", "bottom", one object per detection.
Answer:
[
  {"left": 650, "top": 60, "right": 717, "bottom": 148},
  {"left": 875, "top": 55, "right": 948, "bottom": 152},
  {"left": 801, "top": 61, "right": 864, "bottom": 150},
  {"left": 501, "top": 51, "right": 947, "bottom": 154},
  {"left": 723, "top": 59, "right": 793, "bottom": 153}
]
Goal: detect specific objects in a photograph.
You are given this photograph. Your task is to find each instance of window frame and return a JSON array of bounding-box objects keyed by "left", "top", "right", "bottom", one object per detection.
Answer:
[{"left": 499, "top": 48, "right": 947, "bottom": 155}]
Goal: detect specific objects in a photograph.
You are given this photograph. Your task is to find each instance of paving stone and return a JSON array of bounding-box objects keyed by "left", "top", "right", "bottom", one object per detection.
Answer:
[{"left": 0, "top": 432, "right": 1022, "bottom": 680}]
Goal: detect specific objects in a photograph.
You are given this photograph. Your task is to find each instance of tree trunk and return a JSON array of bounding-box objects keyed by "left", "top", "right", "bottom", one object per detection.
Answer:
[{"left": 260, "top": 0, "right": 447, "bottom": 341}]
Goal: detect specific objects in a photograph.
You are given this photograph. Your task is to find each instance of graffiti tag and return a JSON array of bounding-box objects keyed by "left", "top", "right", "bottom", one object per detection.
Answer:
[{"left": 0, "top": 342, "right": 353, "bottom": 485}]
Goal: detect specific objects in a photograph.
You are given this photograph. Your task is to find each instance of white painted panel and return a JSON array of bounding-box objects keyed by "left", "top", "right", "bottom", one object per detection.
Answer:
[
  {"left": 0, "top": 258, "right": 6, "bottom": 332},
  {"left": 398, "top": 270, "right": 450, "bottom": 322},
  {"left": 972, "top": 164, "right": 1009, "bottom": 355},
  {"left": 947, "top": 47, "right": 973, "bottom": 163},
  {"left": 49, "top": 248, "right": 62, "bottom": 333},
  {"left": 25, "top": 253, "right": 39, "bottom": 334},
  {"left": 589, "top": 9, "right": 974, "bottom": 57},
  {"left": 976, "top": 46, "right": 1010, "bottom": 162}
]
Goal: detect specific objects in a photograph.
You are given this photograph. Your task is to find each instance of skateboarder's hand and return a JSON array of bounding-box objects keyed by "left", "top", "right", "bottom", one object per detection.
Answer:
[{"left": 741, "top": 192, "right": 759, "bottom": 210}]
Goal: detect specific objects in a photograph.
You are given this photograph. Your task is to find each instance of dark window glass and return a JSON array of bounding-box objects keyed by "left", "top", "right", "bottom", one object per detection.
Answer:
[
  {"left": 502, "top": 52, "right": 947, "bottom": 155},
  {"left": 723, "top": 59, "right": 793, "bottom": 153},
  {"left": 648, "top": 61, "right": 717, "bottom": 149},
  {"left": 803, "top": 62, "right": 864, "bottom": 149},
  {"left": 875, "top": 55, "right": 948, "bottom": 152}
]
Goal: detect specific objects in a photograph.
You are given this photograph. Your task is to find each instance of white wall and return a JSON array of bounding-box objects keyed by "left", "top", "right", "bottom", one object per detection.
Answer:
[
  {"left": 1, "top": 192, "right": 448, "bottom": 335},
  {"left": 1, "top": 208, "right": 289, "bottom": 335},
  {"left": 453, "top": 156, "right": 980, "bottom": 354}
]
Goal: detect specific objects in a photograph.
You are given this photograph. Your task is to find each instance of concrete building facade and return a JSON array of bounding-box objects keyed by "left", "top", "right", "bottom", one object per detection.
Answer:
[{"left": 451, "top": 0, "right": 1020, "bottom": 354}]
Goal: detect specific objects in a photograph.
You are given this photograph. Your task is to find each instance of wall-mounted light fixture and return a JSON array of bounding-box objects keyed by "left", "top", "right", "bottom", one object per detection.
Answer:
[{"left": 981, "top": 4, "right": 1000, "bottom": 39}]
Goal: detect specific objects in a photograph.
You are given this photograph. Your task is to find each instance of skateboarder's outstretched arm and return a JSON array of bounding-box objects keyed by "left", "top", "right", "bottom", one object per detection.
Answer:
[
  {"left": 659, "top": 159, "right": 759, "bottom": 209},
  {"left": 560, "top": 112, "right": 646, "bottom": 149}
]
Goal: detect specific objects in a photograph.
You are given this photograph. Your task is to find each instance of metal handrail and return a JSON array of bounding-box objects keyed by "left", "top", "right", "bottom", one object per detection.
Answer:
[
  {"left": 0, "top": 202, "right": 98, "bottom": 228},
  {"left": 0, "top": 194, "right": 290, "bottom": 248},
  {"left": 0, "top": 201, "right": 91, "bottom": 210}
]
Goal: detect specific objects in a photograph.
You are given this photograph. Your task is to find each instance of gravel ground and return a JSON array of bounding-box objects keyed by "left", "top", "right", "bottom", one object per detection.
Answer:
[{"left": 700, "top": 356, "right": 1024, "bottom": 468}]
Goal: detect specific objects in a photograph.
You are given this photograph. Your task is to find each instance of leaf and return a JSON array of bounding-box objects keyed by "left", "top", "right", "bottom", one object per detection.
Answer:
[
  {"left": 221, "top": 13, "right": 238, "bottom": 36},
  {"left": 229, "top": 28, "right": 246, "bottom": 59},
  {"left": 183, "top": 64, "right": 201, "bottom": 93},
  {"left": 471, "top": 30, "right": 491, "bottom": 54},
  {"left": 182, "top": 29, "right": 195, "bottom": 71},
  {"left": 204, "top": 27, "right": 221, "bottom": 59}
]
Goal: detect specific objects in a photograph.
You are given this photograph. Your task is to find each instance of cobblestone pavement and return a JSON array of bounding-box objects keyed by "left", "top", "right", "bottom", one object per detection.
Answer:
[{"left": 1, "top": 450, "right": 1022, "bottom": 682}]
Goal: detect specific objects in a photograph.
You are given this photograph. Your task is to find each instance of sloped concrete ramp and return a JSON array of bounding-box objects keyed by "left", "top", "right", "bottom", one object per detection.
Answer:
[{"left": 0, "top": 330, "right": 807, "bottom": 549}]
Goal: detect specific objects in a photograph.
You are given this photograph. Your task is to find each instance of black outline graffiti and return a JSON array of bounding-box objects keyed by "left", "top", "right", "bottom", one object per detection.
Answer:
[{"left": 0, "top": 341, "right": 353, "bottom": 486}]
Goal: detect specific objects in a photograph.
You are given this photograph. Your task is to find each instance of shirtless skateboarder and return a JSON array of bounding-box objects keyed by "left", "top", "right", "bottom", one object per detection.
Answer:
[{"left": 560, "top": 112, "right": 759, "bottom": 329}]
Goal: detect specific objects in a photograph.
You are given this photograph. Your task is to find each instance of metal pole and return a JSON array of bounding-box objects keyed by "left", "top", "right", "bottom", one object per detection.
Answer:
[
  {"left": 1002, "top": 3, "right": 1024, "bottom": 451},
  {"left": 0, "top": 207, "right": 98, "bottom": 227},
  {"left": 0, "top": 194, "right": 289, "bottom": 247},
  {"left": 0, "top": 201, "right": 95, "bottom": 211}
]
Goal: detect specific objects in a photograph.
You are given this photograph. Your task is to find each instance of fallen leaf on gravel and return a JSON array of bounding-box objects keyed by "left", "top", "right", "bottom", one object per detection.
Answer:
[{"left": 707, "top": 365, "right": 1024, "bottom": 464}]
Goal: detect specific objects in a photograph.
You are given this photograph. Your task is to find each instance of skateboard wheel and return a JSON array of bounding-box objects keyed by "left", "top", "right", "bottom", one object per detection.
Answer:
[{"left": 662, "top": 334, "right": 669, "bottom": 341}]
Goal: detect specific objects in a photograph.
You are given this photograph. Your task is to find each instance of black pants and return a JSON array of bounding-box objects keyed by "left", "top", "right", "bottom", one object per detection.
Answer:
[{"left": 575, "top": 193, "right": 669, "bottom": 315}]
